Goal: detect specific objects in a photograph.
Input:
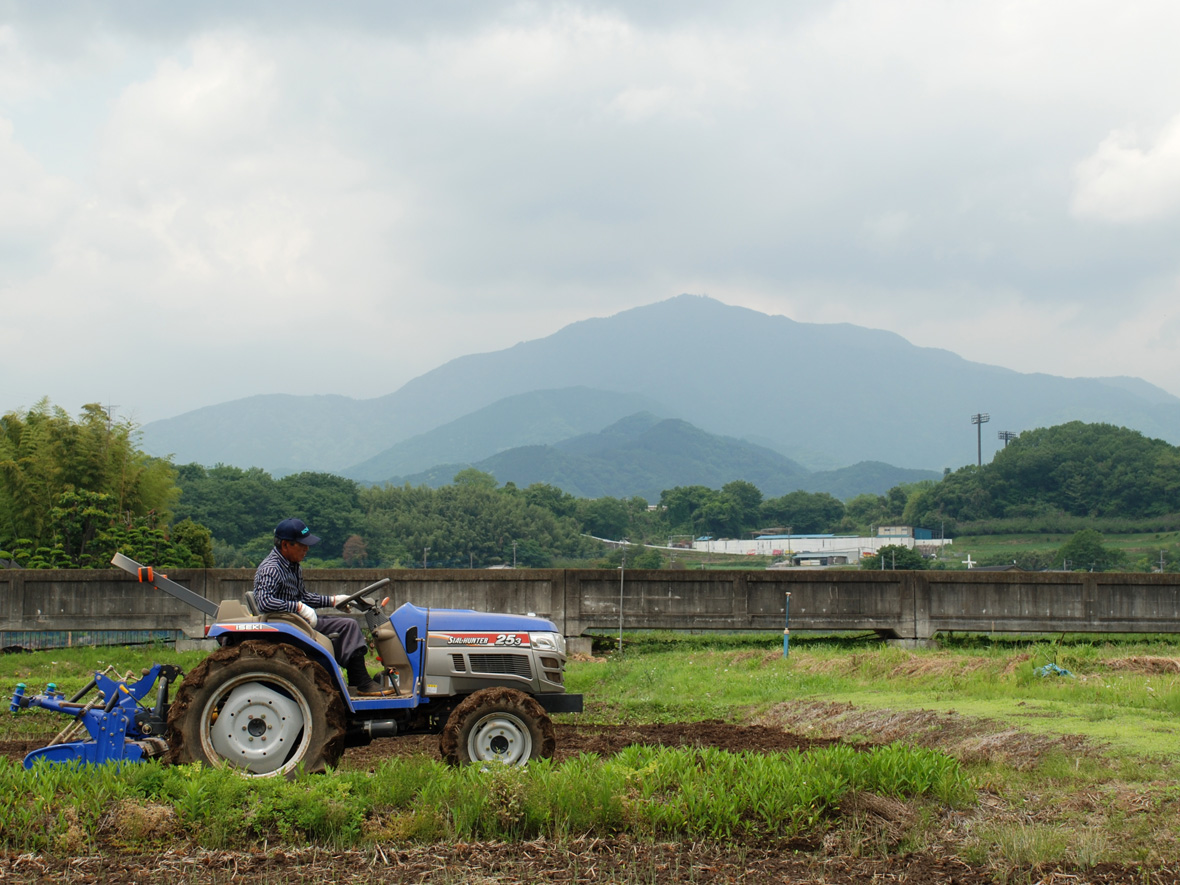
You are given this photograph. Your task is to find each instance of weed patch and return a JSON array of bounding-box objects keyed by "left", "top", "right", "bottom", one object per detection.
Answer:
[
  {"left": 0, "top": 742, "right": 969, "bottom": 854},
  {"left": 1107, "top": 656, "right": 1180, "bottom": 675},
  {"left": 9, "top": 638, "right": 1180, "bottom": 878}
]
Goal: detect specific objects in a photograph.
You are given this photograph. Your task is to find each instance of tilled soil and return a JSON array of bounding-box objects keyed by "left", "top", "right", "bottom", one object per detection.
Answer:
[
  {"left": 340, "top": 719, "right": 843, "bottom": 769},
  {"left": 3, "top": 722, "right": 1177, "bottom": 884},
  {"left": 4, "top": 842, "right": 1178, "bottom": 885},
  {"left": 0, "top": 720, "right": 837, "bottom": 769}
]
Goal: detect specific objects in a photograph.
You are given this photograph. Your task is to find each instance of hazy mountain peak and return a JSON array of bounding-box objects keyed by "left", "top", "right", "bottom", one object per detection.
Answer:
[
  {"left": 342, "top": 388, "right": 666, "bottom": 482},
  {"left": 141, "top": 295, "right": 1180, "bottom": 475},
  {"left": 1092, "top": 376, "right": 1180, "bottom": 405}
]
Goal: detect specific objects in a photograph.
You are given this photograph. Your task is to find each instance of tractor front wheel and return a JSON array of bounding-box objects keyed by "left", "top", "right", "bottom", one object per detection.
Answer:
[
  {"left": 439, "top": 687, "right": 555, "bottom": 766},
  {"left": 167, "top": 641, "right": 346, "bottom": 777}
]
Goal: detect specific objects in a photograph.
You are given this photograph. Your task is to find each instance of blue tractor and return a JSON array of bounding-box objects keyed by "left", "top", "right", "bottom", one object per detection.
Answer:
[{"left": 10, "top": 554, "right": 582, "bottom": 777}]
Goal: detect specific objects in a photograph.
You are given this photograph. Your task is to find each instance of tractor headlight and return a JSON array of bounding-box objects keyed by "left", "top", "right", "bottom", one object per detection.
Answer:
[{"left": 531, "top": 632, "right": 565, "bottom": 654}]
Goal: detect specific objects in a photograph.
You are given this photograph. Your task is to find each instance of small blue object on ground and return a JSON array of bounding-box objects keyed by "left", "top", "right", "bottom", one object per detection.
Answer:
[{"left": 1034, "top": 662, "right": 1074, "bottom": 678}]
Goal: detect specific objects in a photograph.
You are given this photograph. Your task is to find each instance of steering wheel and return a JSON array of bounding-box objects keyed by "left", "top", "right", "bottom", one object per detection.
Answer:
[{"left": 335, "top": 577, "right": 392, "bottom": 611}]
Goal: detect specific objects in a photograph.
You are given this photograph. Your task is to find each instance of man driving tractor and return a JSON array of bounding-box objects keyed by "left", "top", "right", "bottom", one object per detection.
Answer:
[{"left": 253, "top": 517, "right": 396, "bottom": 696}]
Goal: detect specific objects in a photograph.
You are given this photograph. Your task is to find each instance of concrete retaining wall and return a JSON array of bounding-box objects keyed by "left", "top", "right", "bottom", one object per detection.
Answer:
[{"left": 2, "top": 568, "right": 1179, "bottom": 648}]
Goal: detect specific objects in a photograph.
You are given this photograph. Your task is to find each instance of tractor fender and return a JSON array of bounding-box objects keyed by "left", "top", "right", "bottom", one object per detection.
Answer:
[
  {"left": 207, "top": 621, "right": 424, "bottom": 715},
  {"left": 208, "top": 622, "right": 349, "bottom": 696}
]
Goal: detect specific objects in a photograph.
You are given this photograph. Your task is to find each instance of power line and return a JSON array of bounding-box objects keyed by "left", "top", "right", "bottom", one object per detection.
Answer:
[{"left": 971, "top": 413, "right": 990, "bottom": 466}]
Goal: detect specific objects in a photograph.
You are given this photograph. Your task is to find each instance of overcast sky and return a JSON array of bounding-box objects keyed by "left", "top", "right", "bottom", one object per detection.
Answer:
[{"left": 4, "top": 1, "right": 1180, "bottom": 426}]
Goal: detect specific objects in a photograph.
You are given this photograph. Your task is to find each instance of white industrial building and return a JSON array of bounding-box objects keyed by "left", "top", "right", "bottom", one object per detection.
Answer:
[{"left": 686, "top": 526, "right": 952, "bottom": 566}]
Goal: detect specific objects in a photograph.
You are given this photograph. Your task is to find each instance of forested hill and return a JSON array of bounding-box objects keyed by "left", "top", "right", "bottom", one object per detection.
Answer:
[
  {"left": 394, "top": 414, "right": 808, "bottom": 500},
  {"left": 791, "top": 461, "right": 945, "bottom": 500},
  {"left": 341, "top": 388, "right": 666, "bottom": 481},
  {"left": 10, "top": 404, "right": 1180, "bottom": 572},
  {"left": 906, "top": 422, "right": 1180, "bottom": 530},
  {"left": 139, "top": 295, "right": 1180, "bottom": 476},
  {"left": 385, "top": 414, "right": 938, "bottom": 501}
]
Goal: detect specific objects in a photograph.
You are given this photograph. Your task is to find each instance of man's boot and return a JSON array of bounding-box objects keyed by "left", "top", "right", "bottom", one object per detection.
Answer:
[{"left": 345, "top": 650, "right": 394, "bottom": 696}]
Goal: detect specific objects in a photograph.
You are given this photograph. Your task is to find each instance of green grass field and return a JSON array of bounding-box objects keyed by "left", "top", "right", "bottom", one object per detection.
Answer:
[
  {"left": 949, "top": 530, "right": 1180, "bottom": 569},
  {"left": 4, "top": 631, "right": 1180, "bottom": 873},
  {"left": 570, "top": 631, "right": 1180, "bottom": 869},
  {"left": 603, "top": 528, "right": 1180, "bottom": 571}
]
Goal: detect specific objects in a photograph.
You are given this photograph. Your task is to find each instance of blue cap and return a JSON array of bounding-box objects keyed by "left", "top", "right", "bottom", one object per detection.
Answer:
[{"left": 274, "top": 518, "right": 321, "bottom": 547}]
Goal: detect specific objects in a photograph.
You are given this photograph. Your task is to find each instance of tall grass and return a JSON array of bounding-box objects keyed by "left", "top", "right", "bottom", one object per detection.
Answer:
[
  {"left": 0, "top": 742, "right": 970, "bottom": 854},
  {"left": 8, "top": 636, "right": 1180, "bottom": 867},
  {"left": 569, "top": 631, "right": 1180, "bottom": 733}
]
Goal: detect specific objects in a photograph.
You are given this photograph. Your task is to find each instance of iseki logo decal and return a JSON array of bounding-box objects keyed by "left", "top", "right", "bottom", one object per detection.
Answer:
[{"left": 223, "top": 624, "right": 279, "bottom": 632}]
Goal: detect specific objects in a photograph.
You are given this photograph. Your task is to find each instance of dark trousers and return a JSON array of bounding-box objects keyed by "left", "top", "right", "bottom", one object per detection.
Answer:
[{"left": 317, "top": 615, "right": 368, "bottom": 665}]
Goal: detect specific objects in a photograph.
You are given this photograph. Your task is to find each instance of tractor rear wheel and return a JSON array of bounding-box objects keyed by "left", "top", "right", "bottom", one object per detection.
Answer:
[
  {"left": 167, "top": 641, "right": 346, "bottom": 777},
  {"left": 439, "top": 686, "right": 555, "bottom": 766}
]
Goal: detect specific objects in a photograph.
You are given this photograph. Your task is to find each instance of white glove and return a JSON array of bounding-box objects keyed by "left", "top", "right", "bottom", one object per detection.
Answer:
[
  {"left": 296, "top": 602, "right": 318, "bottom": 629},
  {"left": 331, "top": 594, "right": 350, "bottom": 608}
]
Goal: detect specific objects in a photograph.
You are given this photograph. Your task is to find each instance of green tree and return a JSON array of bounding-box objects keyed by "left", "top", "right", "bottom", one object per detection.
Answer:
[
  {"left": 275, "top": 472, "right": 361, "bottom": 560},
  {"left": 506, "top": 538, "right": 554, "bottom": 568},
  {"left": 5, "top": 490, "right": 211, "bottom": 569},
  {"left": 698, "top": 495, "right": 739, "bottom": 538},
  {"left": 599, "top": 544, "right": 663, "bottom": 569},
  {"left": 1055, "top": 529, "right": 1127, "bottom": 572},
  {"left": 839, "top": 493, "right": 893, "bottom": 534},
  {"left": 574, "top": 497, "right": 633, "bottom": 541},
  {"left": 721, "top": 480, "right": 763, "bottom": 527},
  {"left": 49, "top": 488, "right": 117, "bottom": 565},
  {"left": 174, "top": 465, "right": 362, "bottom": 563},
  {"left": 861, "top": 544, "right": 927, "bottom": 570},
  {"left": 108, "top": 514, "right": 211, "bottom": 568},
  {"left": 629, "top": 545, "right": 664, "bottom": 568},
  {"left": 169, "top": 518, "right": 215, "bottom": 567},
  {"left": 1, "top": 402, "right": 172, "bottom": 535},
  {"left": 453, "top": 468, "right": 498, "bottom": 489},
  {"left": 682, "top": 480, "right": 766, "bottom": 539},
  {"left": 173, "top": 464, "right": 281, "bottom": 549},
  {"left": 659, "top": 485, "right": 716, "bottom": 535},
  {"left": 356, "top": 478, "right": 594, "bottom": 569},
  {"left": 905, "top": 422, "right": 1180, "bottom": 526},
  {"left": 522, "top": 483, "right": 578, "bottom": 519},
  {"left": 760, "top": 490, "right": 845, "bottom": 534},
  {"left": 0, "top": 402, "right": 195, "bottom": 566}
]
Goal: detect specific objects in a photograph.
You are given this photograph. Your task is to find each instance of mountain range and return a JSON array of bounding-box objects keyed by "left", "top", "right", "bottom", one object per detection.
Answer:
[
  {"left": 387, "top": 412, "right": 941, "bottom": 500},
  {"left": 141, "top": 295, "right": 1180, "bottom": 498}
]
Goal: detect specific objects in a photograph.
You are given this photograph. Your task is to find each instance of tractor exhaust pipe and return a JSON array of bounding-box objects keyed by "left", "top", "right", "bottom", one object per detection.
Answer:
[{"left": 345, "top": 719, "right": 399, "bottom": 747}]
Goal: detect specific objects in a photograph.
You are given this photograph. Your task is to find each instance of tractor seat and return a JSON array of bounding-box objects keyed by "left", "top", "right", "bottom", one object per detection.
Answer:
[
  {"left": 244, "top": 591, "right": 338, "bottom": 634},
  {"left": 243, "top": 591, "right": 338, "bottom": 657}
]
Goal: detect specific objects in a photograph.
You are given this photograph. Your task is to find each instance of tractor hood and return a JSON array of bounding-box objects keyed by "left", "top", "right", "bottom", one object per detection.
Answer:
[{"left": 395, "top": 602, "right": 559, "bottom": 634}]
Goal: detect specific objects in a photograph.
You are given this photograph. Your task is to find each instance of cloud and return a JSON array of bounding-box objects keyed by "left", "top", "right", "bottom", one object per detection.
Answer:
[
  {"left": 0, "top": 116, "right": 74, "bottom": 242},
  {"left": 6, "top": 1, "right": 1180, "bottom": 423},
  {"left": 60, "top": 35, "right": 405, "bottom": 329},
  {"left": 1072, "top": 117, "right": 1180, "bottom": 223}
]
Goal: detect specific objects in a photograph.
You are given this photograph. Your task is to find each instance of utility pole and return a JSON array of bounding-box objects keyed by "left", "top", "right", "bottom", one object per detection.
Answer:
[
  {"left": 512, "top": 540, "right": 518, "bottom": 568},
  {"left": 423, "top": 547, "right": 429, "bottom": 569},
  {"left": 971, "top": 413, "right": 990, "bottom": 466},
  {"left": 618, "top": 547, "right": 626, "bottom": 653},
  {"left": 998, "top": 430, "right": 1017, "bottom": 448}
]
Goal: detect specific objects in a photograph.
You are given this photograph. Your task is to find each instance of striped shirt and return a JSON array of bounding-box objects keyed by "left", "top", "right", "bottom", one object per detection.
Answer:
[{"left": 253, "top": 546, "right": 332, "bottom": 614}]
